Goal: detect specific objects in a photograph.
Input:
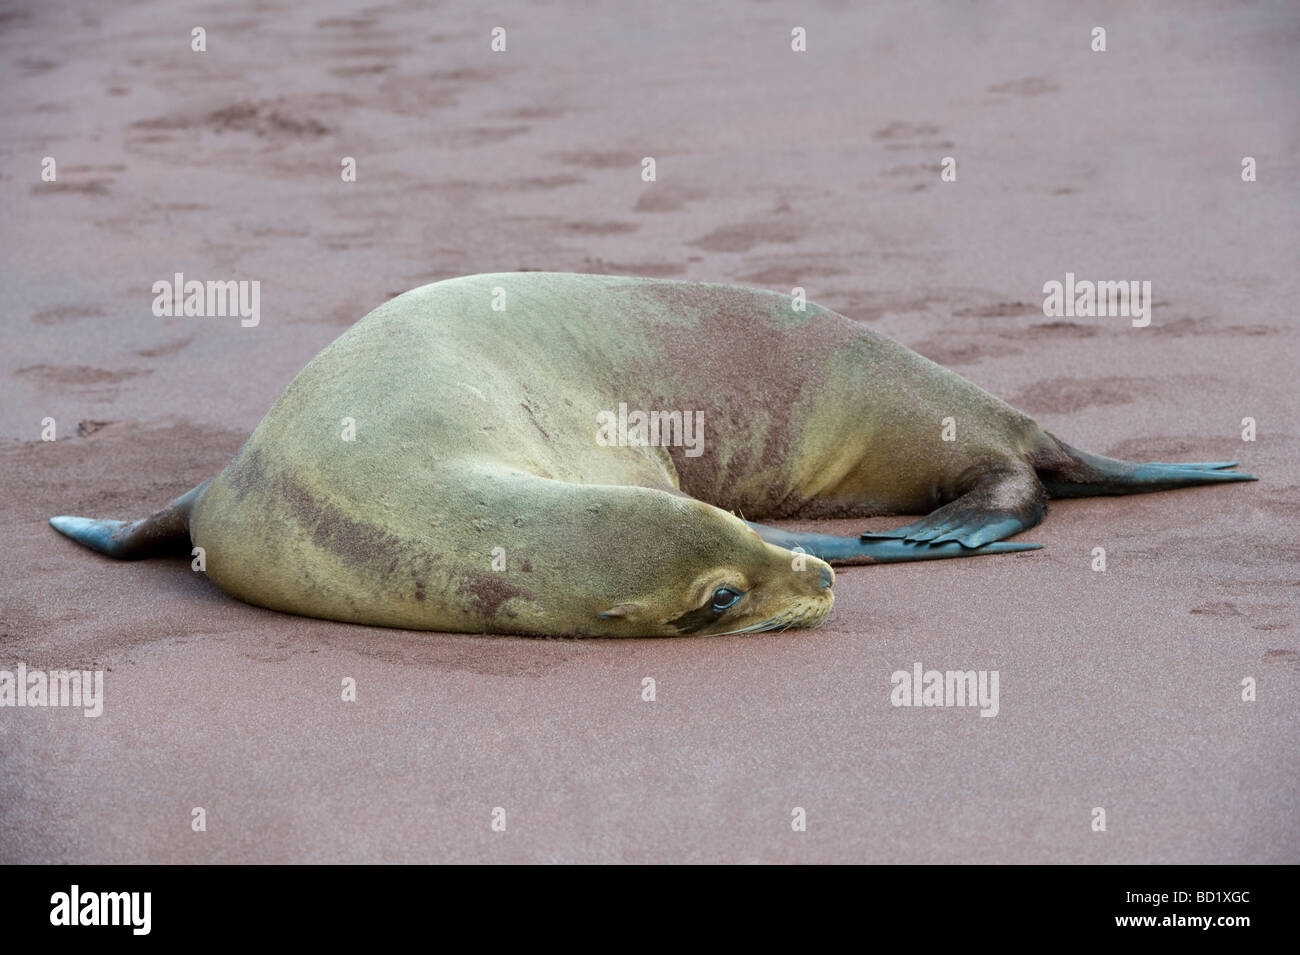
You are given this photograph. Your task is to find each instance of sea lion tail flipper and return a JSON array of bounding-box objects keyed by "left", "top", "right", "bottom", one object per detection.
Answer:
[
  {"left": 1036, "top": 437, "right": 1257, "bottom": 498},
  {"left": 49, "top": 480, "right": 210, "bottom": 560}
]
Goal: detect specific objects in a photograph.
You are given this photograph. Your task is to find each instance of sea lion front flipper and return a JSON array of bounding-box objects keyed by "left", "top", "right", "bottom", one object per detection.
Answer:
[
  {"left": 745, "top": 522, "right": 1041, "bottom": 566},
  {"left": 1144, "top": 461, "right": 1241, "bottom": 471},
  {"left": 859, "top": 467, "right": 1048, "bottom": 549},
  {"left": 50, "top": 480, "right": 210, "bottom": 559}
]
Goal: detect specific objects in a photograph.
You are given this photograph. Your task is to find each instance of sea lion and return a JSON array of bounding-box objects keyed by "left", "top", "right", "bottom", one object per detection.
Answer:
[{"left": 50, "top": 272, "right": 1255, "bottom": 636}]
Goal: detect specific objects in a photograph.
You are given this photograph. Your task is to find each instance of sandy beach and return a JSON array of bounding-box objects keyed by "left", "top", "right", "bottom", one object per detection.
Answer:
[{"left": 1, "top": 0, "right": 1296, "bottom": 863}]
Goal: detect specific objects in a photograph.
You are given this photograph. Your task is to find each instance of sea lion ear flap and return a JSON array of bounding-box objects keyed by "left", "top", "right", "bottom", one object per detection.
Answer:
[{"left": 596, "top": 603, "right": 643, "bottom": 620}]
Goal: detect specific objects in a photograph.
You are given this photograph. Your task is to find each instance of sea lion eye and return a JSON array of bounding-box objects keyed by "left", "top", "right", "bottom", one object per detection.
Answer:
[{"left": 711, "top": 587, "right": 743, "bottom": 611}]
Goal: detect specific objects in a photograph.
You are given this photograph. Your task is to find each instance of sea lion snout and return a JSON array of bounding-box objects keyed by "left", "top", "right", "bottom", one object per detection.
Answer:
[{"left": 740, "top": 545, "right": 835, "bottom": 632}]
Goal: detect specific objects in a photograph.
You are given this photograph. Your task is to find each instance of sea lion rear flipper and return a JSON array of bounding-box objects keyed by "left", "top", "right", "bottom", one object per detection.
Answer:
[
  {"left": 1033, "top": 435, "right": 1257, "bottom": 498},
  {"left": 859, "top": 467, "right": 1048, "bottom": 550}
]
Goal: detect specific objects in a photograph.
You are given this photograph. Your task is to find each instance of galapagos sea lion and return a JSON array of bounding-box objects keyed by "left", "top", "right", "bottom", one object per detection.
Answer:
[{"left": 50, "top": 272, "right": 1255, "bottom": 636}]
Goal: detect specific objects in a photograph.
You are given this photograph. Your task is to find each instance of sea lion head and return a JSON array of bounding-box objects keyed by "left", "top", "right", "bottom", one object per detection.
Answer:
[{"left": 590, "top": 493, "right": 834, "bottom": 637}]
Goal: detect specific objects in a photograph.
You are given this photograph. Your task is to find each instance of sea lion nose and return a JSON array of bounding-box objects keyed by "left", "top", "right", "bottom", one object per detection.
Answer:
[{"left": 819, "top": 565, "right": 834, "bottom": 589}]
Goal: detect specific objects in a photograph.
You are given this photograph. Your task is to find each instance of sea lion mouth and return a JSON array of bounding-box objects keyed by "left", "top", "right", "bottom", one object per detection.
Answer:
[
  {"left": 711, "top": 602, "right": 830, "bottom": 636},
  {"left": 664, "top": 582, "right": 832, "bottom": 636}
]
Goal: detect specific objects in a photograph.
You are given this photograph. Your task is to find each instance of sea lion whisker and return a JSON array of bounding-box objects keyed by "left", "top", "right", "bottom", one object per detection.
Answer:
[{"left": 714, "top": 615, "right": 786, "bottom": 636}]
